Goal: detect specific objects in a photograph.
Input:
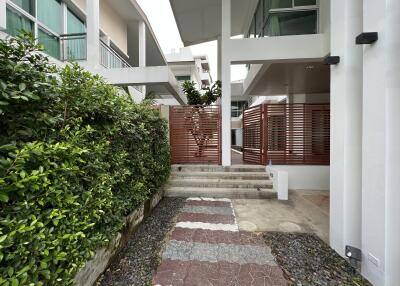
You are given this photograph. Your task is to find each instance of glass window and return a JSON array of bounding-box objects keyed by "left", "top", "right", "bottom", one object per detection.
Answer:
[
  {"left": 248, "top": 18, "right": 256, "bottom": 38},
  {"left": 38, "top": 28, "right": 60, "bottom": 59},
  {"left": 10, "top": 0, "right": 35, "bottom": 16},
  {"left": 269, "top": 0, "right": 292, "bottom": 9},
  {"left": 37, "top": 0, "right": 62, "bottom": 33},
  {"left": 294, "top": 0, "right": 317, "bottom": 6},
  {"left": 176, "top": 75, "right": 191, "bottom": 82},
  {"left": 67, "top": 9, "right": 85, "bottom": 33},
  {"left": 264, "top": 10, "right": 317, "bottom": 36},
  {"left": 255, "top": 1, "right": 263, "bottom": 37},
  {"left": 6, "top": 7, "right": 33, "bottom": 36}
]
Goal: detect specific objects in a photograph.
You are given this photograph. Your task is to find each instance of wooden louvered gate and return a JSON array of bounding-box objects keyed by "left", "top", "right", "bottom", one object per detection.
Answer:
[
  {"left": 170, "top": 105, "right": 221, "bottom": 164},
  {"left": 243, "top": 104, "right": 330, "bottom": 165},
  {"left": 243, "top": 104, "right": 265, "bottom": 165}
]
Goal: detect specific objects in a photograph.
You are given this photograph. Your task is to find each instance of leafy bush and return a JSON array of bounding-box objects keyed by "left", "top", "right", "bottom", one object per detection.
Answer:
[
  {"left": 0, "top": 34, "right": 170, "bottom": 285},
  {"left": 182, "top": 80, "right": 221, "bottom": 106}
]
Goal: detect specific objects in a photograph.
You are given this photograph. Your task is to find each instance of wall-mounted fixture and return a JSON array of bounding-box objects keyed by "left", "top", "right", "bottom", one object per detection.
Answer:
[
  {"left": 356, "top": 32, "right": 378, "bottom": 45},
  {"left": 324, "top": 56, "right": 340, "bottom": 65},
  {"left": 346, "top": 245, "right": 362, "bottom": 269}
]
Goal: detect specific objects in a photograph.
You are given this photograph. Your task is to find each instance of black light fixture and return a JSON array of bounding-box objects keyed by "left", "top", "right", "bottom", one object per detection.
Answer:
[
  {"left": 324, "top": 56, "right": 340, "bottom": 65},
  {"left": 356, "top": 32, "right": 378, "bottom": 45}
]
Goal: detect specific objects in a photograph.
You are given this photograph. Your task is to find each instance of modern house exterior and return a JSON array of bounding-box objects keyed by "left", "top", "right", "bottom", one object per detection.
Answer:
[
  {"left": 0, "top": 0, "right": 186, "bottom": 104},
  {"left": 156, "top": 47, "right": 213, "bottom": 105},
  {"left": 169, "top": 0, "right": 400, "bottom": 285}
]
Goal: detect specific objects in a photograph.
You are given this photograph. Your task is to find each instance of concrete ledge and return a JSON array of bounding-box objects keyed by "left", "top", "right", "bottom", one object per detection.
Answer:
[{"left": 74, "top": 189, "right": 165, "bottom": 286}]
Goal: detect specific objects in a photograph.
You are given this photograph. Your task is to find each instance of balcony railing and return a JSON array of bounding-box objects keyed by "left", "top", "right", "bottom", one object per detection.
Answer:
[
  {"left": 60, "top": 33, "right": 131, "bottom": 69},
  {"left": 100, "top": 41, "right": 131, "bottom": 69},
  {"left": 60, "top": 33, "right": 87, "bottom": 62}
]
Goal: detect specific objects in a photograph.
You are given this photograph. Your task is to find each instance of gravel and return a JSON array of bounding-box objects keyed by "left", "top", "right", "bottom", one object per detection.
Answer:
[
  {"left": 264, "top": 232, "right": 372, "bottom": 286},
  {"left": 96, "top": 197, "right": 186, "bottom": 286}
]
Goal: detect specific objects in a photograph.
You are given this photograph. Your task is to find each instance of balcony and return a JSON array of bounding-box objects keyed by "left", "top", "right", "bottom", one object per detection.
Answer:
[
  {"left": 100, "top": 41, "right": 131, "bottom": 69},
  {"left": 59, "top": 33, "right": 131, "bottom": 68}
]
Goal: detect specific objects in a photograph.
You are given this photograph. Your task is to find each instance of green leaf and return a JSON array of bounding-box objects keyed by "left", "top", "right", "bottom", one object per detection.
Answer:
[
  {"left": 19, "top": 83, "right": 26, "bottom": 91},
  {"left": 0, "top": 193, "right": 8, "bottom": 202},
  {"left": 0, "top": 101, "right": 9, "bottom": 105},
  {"left": 11, "top": 278, "right": 19, "bottom": 286}
]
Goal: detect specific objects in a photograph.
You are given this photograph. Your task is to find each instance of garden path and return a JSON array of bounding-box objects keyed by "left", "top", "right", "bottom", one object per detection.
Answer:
[{"left": 152, "top": 198, "right": 287, "bottom": 286}]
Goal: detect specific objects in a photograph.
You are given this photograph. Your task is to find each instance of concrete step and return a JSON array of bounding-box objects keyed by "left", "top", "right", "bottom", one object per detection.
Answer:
[
  {"left": 171, "top": 165, "right": 266, "bottom": 173},
  {"left": 164, "top": 187, "right": 277, "bottom": 199},
  {"left": 167, "top": 178, "right": 273, "bottom": 189},
  {"left": 170, "top": 171, "right": 270, "bottom": 180}
]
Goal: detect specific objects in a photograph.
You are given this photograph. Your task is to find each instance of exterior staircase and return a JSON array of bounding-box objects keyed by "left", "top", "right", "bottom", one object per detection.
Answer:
[{"left": 164, "top": 165, "right": 276, "bottom": 199}]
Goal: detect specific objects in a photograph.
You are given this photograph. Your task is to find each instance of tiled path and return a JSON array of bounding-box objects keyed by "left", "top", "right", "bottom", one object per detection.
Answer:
[{"left": 153, "top": 198, "right": 287, "bottom": 286}]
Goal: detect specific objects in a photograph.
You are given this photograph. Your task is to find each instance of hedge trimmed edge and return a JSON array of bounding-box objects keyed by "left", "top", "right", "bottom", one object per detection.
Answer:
[{"left": 0, "top": 33, "right": 170, "bottom": 286}]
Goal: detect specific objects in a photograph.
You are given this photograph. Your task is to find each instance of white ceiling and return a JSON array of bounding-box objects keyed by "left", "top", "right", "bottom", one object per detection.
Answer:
[
  {"left": 169, "top": 0, "right": 258, "bottom": 46},
  {"left": 249, "top": 62, "right": 330, "bottom": 95}
]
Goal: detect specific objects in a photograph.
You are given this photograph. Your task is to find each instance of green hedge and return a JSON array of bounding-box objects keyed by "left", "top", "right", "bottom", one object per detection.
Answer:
[{"left": 0, "top": 34, "right": 170, "bottom": 285}]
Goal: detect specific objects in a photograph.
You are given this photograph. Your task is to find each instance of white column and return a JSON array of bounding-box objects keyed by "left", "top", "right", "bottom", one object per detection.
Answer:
[
  {"left": 385, "top": 0, "right": 400, "bottom": 284},
  {"left": 138, "top": 21, "right": 146, "bottom": 67},
  {"left": 139, "top": 21, "right": 146, "bottom": 97},
  {"left": 221, "top": 0, "right": 231, "bottom": 166},
  {"left": 330, "top": 0, "right": 363, "bottom": 256},
  {"left": 0, "top": 0, "right": 6, "bottom": 31},
  {"left": 217, "top": 36, "right": 222, "bottom": 80},
  {"left": 86, "top": 0, "right": 100, "bottom": 68}
]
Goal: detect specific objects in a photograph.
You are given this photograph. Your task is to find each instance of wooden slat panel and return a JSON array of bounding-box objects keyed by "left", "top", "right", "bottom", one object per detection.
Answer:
[
  {"left": 243, "top": 105, "right": 264, "bottom": 165},
  {"left": 170, "top": 105, "right": 221, "bottom": 165},
  {"left": 243, "top": 103, "right": 330, "bottom": 165},
  {"left": 265, "top": 103, "right": 330, "bottom": 165}
]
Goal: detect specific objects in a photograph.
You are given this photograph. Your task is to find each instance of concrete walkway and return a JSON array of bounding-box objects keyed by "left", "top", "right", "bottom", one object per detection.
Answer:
[{"left": 153, "top": 198, "right": 287, "bottom": 286}]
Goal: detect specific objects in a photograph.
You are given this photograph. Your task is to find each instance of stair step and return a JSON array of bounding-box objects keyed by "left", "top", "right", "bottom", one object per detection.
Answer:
[
  {"left": 167, "top": 178, "right": 273, "bottom": 189},
  {"left": 171, "top": 165, "right": 266, "bottom": 173},
  {"left": 164, "top": 187, "right": 276, "bottom": 199},
  {"left": 170, "top": 171, "right": 270, "bottom": 180}
]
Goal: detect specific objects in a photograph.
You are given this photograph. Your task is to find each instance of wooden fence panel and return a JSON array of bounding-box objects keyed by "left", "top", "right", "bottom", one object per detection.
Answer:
[
  {"left": 170, "top": 106, "right": 221, "bottom": 165},
  {"left": 243, "top": 103, "right": 330, "bottom": 165}
]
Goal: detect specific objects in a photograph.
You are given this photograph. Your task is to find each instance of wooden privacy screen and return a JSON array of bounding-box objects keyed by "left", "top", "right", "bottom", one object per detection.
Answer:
[
  {"left": 243, "top": 104, "right": 330, "bottom": 165},
  {"left": 170, "top": 105, "right": 221, "bottom": 165}
]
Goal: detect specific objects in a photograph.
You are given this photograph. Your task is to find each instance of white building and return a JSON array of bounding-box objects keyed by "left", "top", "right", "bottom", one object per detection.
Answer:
[
  {"left": 156, "top": 47, "right": 213, "bottom": 105},
  {"left": 169, "top": 0, "right": 400, "bottom": 285},
  {"left": 0, "top": 0, "right": 186, "bottom": 105}
]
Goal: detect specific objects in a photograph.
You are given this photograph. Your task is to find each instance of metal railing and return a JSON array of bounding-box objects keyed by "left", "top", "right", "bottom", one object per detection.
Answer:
[
  {"left": 60, "top": 33, "right": 87, "bottom": 62},
  {"left": 100, "top": 41, "right": 131, "bottom": 69}
]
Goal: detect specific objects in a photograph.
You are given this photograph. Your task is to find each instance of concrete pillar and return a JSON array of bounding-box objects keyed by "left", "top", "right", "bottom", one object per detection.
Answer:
[
  {"left": 221, "top": 0, "right": 231, "bottom": 166},
  {"left": 217, "top": 36, "right": 222, "bottom": 80},
  {"left": 139, "top": 21, "right": 146, "bottom": 97},
  {"left": 385, "top": 0, "right": 400, "bottom": 284},
  {"left": 330, "top": 0, "right": 363, "bottom": 257},
  {"left": 0, "top": 0, "right": 6, "bottom": 31},
  {"left": 86, "top": 0, "right": 100, "bottom": 68}
]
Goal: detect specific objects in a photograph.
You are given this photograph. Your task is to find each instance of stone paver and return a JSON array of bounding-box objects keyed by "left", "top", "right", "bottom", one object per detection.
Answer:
[{"left": 153, "top": 198, "right": 287, "bottom": 286}]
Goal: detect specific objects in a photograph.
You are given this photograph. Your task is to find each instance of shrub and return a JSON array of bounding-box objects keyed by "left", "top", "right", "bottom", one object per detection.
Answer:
[{"left": 0, "top": 34, "right": 170, "bottom": 285}]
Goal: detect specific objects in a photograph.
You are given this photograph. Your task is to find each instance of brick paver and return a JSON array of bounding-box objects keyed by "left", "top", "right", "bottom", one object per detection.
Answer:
[{"left": 153, "top": 198, "right": 287, "bottom": 286}]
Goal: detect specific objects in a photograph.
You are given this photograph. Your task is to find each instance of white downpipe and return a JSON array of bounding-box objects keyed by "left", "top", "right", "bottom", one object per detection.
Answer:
[{"left": 0, "top": 0, "right": 6, "bottom": 31}]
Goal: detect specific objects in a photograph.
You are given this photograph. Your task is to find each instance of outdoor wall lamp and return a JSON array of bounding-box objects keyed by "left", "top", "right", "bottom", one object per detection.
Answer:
[
  {"left": 356, "top": 32, "right": 378, "bottom": 45},
  {"left": 324, "top": 56, "right": 340, "bottom": 65}
]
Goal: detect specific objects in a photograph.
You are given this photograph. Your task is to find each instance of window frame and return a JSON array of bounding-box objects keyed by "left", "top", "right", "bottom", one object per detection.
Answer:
[
  {"left": 6, "top": 0, "right": 87, "bottom": 60},
  {"left": 246, "top": 0, "right": 319, "bottom": 38}
]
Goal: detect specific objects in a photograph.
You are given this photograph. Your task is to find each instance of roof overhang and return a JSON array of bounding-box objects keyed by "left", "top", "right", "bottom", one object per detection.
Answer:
[{"left": 169, "top": 0, "right": 258, "bottom": 46}]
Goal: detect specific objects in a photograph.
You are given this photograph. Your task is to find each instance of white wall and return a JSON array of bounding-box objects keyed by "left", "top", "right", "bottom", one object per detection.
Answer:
[
  {"left": 273, "top": 165, "right": 329, "bottom": 191},
  {"left": 361, "top": 0, "right": 400, "bottom": 285}
]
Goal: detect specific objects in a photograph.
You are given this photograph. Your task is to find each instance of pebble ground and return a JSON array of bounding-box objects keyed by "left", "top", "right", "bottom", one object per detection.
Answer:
[
  {"left": 264, "top": 232, "right": 372, "bottom": 286},
  {"left": 96, "top": 197, "right": 186, "bottom": 286}
]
